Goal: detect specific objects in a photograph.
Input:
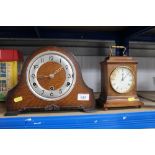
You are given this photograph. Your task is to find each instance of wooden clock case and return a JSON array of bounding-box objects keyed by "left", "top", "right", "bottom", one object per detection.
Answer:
[
  {"left": 98, "top": 56, "right": 144, "bottom": 110},
  {"left": 5, "top": 47, "right": 95, "bottom": 115}
]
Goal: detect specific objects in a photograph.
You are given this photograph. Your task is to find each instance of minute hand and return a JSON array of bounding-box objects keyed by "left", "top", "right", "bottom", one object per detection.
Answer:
[
  {"left": 37, "top": 75, "right": 50, "bottom": 79},
  {"left": 49, "top": 66, "right": 64, "bottom": 79},
  {"left": 37, "top": 67, "right": 64, "bottom": 79},
  {"left": 122, "top": 72, "right": 129, "bottom": 80},
  {"left": 53, "top": 66, "right": 64, "bottom": 75}
]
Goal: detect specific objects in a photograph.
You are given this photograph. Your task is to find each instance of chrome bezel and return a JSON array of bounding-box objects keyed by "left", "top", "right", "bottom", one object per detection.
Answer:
[{"left": 26, "top": 50, "right": 76, "bottom": 101}]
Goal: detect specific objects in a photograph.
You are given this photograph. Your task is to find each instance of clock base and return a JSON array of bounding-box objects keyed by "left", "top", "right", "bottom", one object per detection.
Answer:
[
  {"left": 5, "top": 105, "right": 95, "bottom": 116},
  {"left": 5, "top": 111, "right": 19, "bottom": 116},
  {"left": 103, "top": 99, "right": 144, "bottom": 110},
  {"left": 97, "top": 96, "right": 144, "bottom": 110}
]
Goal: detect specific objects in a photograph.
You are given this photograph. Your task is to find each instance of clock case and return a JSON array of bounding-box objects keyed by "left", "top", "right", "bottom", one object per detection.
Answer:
[
  {"left": 5, "top": 47, "right": 95, "bottom": 115},
  {"left": 98, "top": 55, "right": 144, "bottom": 110}
]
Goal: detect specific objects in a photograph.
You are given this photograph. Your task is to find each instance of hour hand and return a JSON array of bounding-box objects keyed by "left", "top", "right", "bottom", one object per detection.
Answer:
[
  {"left": 123, "top": 73, "right": 129, "bottom": 80},
  {"left": 121, "top": 73, "right": 124, "bottom": 81},
  {"left": 37, "top": 66, "right": 63, "bottom": 79},
  {"left": 48, "top": 66, "right": 64, "bottom": 79},
  {"left": 37, "top": 75, "right": 50, "bottom": 79}
]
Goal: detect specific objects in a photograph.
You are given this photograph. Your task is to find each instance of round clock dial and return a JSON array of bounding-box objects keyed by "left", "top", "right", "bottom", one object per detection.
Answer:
[
  {"left": 26, "top": 51, "right": 76, "bottom": 101},
  {"left": 110, "top": 66, "right": 135, "bottom": 93}
]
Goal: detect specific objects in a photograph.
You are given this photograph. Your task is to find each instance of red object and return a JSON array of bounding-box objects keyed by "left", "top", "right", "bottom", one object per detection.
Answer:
[{"left": 0, "top": 49, "right": 22, "bottom": 61}]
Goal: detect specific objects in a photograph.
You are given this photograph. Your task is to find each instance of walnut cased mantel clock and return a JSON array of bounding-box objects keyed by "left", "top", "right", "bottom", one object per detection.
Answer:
[
  {"left": 5, "top": 47, "right": 95, "bottom": 115},
  {"left": 98, "top": 46, "right": 144, "bottom": 110}
]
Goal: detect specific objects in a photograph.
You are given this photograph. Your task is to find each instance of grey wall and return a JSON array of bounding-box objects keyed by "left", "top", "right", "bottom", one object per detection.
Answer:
[
  {"left": 78, "top": 56, "right": 155, "bottom": 92},
  {"left": 1, "top": 41, "right": 155, "bottom": 92},
  {"left": 136, "top": 57, "right": 155, "bottom": 91}
]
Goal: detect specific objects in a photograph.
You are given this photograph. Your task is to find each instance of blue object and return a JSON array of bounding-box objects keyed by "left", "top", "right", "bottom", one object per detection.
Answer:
[{"left": 0, "top": 111, "right": 155, "bottom": 129}]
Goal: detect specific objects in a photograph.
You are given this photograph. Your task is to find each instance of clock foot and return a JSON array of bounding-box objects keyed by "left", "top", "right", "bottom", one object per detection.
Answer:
[
  {"left": 44, "top": 104, "right": 60, "bottom": 111},
  {"left": 104, "top": 107, "right": 108, "bottom": 111},
  {"left": 137, "top": 105, "right": 142, "bottom": 108},
  {"left": 5, "top": 111, "right": 19, "bottom": 116},
  {"left": 101, "top": 99, "right": 144, "bottom": 110},
  {"left": 83, "top": 107, "right": 96, "bottom": 113}
]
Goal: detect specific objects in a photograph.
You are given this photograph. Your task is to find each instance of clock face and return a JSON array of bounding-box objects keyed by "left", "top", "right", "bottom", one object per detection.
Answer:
[
  {"left": 110, "top": 66, "right": 135, "bottom": 93},
  {"left": 26, "top": 51, "right": 76, "bottom": 101}
]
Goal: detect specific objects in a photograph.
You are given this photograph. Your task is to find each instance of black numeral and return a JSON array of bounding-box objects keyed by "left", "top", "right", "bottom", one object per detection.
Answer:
[
  {"left": 65, "top": 65, "right": 68, "bottom": 70},
  {"left": 41, "top": 58, "right": 44, "bottom": 63},
  {"left": 50, "top": 92, "right": 53, "bottom": 96},
  {"left": 67, "top": 82, "right": 70, "bottom": 87},
  {"left": 31, "top": 74, "right": 35, "bottom": 79},
  {"left": 41, "top": 90, "right": 44, "bottom": 95},
  {"left": 33, "top": 82, "right": 38, "bottom": 88},
  {"left": 34, "top": 65, "right": 39, "bottom": 69},
  {"left": 50, "top": 86, "right": 54, "bottom": 91},
  {"left": 49, "top": 56, "right": 53, "bottom": 61},
  {"left": 60, "top": 59, "right": 61, "bottom": 64},
  {"left": 59, "top": 89, "right": 62, "bottom": 94},
  {"left": 68, "top": 74, "right": 71, "bottom": 78}
]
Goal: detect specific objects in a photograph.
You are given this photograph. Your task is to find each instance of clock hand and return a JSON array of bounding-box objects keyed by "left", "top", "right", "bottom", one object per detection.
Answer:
[
  {"left": 121, "top": 72, "right": 124, "bottom": 81},
  {"left": 49, "top": 66, "right": 64, "bottom": 78},
  {"left": 123, "top": 72, "right": 129, "bottom": 80},
  {"left": 36, "top": 67, "right": 64, "bottom": 79},
  {"left": 54, "top": 66, "right": 64, "bottom": 75},
  {"left": 37, "top": 75, "right": 50, "bottom": 79}
]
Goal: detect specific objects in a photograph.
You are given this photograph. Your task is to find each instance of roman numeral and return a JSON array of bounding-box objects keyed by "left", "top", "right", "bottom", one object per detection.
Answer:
[{"left": 41, "top": 58, "right": 44, "bottom": 63}]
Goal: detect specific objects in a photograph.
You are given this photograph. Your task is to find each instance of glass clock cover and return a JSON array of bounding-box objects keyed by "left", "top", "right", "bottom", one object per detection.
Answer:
[
  {"left": 110, "top": 66, "right": 134, "bottom": 93},
  {"left": 26, "top": 51, "right": 76, "bottom": 101}
]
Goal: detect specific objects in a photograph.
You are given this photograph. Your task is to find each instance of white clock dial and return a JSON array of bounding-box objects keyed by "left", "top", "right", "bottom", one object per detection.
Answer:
[
  {"left": 26, "top": 51, "right": 76, "bottom": 101},
  {"left": 110, "top": 66, "right": 134, "bottom": 93}
]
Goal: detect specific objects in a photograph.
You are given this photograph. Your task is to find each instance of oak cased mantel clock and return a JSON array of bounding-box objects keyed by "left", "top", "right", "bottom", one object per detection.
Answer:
[
  {"left": 6, "top": 47, "right": 95, "bottom": 115},
  {"left": 98, "top": 46, "right": 144, "bottom": 110}
]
